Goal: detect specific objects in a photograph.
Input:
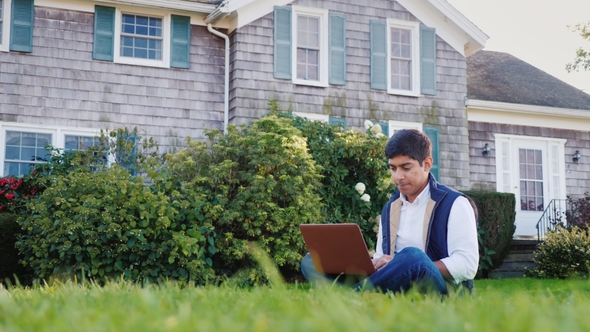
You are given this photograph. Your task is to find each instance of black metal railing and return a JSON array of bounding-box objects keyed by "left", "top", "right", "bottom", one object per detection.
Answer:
[{"left": 536, "top": 199, "right": 571, "bottom": 241}]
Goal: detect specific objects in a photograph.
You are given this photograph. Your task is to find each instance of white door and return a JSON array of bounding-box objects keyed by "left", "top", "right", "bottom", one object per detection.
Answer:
[
  {"left": 495, "top": 135, "right": 566, "bottom": 238},
  {"left": 513, "top": 141, "right": 548, "bottom": 236}
]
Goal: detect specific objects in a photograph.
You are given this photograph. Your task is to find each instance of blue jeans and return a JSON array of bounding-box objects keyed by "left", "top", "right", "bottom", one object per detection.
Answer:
[{"left": 301, "top": 247, "right": 448, "bottom": 294}]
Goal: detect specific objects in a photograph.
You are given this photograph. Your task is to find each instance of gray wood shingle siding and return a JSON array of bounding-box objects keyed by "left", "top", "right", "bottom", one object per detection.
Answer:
[
  {"left": 228, "top": 0, "right": 471, "bottom": 190},
  {"left": 469, "top": 121, "right": 590, "bottom": 197},
  {"left": 1, "top": 6, "right": 226, "bottom": 152}
]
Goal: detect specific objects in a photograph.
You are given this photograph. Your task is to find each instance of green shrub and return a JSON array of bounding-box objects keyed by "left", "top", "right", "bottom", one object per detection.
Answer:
[
  {"left": 462, "top": 191, "right": 516, "bottom": 278},
  {"left": 275, "top": 107, "right": 395, "bottom": 249},
  {"left": 163, "top": 115, "right": 323, "bottom": 282},
  {"left": 0, "top": 213, "right": 33, "bottom": 286},
  {"left": 16, "top": 167, "right": 215, "bottom": 284},
  {"left": 525, "top": 227, "right": 590, "bottom": 279}
]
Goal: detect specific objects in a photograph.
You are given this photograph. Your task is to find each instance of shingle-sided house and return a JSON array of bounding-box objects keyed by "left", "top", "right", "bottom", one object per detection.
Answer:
[
  {"left": 466, "top": 50, "right": 590, "bottom": 238},
  {"left": 0, "top": 0, "right": 488, "bottom": 191}
]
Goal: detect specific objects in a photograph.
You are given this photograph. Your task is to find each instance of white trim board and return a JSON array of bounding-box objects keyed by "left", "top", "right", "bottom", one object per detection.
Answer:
[
  {"left": 467, "top": 99, "right": 590, "bottom": 131},
  {"left": 396, "top": 0, "right": 487, "bottom": 56}
]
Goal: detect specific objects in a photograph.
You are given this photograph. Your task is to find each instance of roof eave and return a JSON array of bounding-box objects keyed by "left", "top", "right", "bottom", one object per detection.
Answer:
[{"left": 97, "top": 0, "right": 217, "bottom": 14}]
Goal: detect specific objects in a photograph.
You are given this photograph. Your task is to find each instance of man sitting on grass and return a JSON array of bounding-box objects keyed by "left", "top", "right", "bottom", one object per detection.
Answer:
[{"left": 301, "top": 129, "right": 479, "bottom": 294}]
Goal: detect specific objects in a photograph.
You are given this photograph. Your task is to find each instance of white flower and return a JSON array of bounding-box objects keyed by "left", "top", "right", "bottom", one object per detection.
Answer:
[
  {"left": 355, "top": 182, "right": 366, "bottom": 195},
  {"left": 375, "top": 132, "right": 386, "bottom": 138},
  {"left": 364, "top": 120, "right": 374, "bottom": 130},
  {"left": 370, "top": 124, "right": 382, "bottom": 136},
  {"left": 360, "top": 193, "right": 371, "bottom": 202}
]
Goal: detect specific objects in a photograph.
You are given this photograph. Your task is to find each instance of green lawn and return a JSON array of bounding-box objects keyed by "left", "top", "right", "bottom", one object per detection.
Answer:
[{"left": 2, "top": 278, "right": 590, "bottom": 332}]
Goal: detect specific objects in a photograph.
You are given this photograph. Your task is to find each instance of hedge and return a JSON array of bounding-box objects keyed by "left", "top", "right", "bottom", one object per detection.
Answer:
[{"left": 462, "top": 191, "right": 517, "bottom": 278}]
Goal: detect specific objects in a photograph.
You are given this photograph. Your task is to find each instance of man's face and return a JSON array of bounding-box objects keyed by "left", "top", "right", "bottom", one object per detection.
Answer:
[{"left": 388, "top": 155, "right": 432, "bottom": 203}]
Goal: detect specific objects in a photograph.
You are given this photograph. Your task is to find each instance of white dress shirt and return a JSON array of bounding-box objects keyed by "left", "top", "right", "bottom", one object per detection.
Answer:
[{"left": 373, "top": 184, "right": 479, "bottom": 283}]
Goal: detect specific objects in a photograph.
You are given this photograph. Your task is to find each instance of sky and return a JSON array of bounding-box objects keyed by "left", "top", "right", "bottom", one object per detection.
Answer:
[{"left": 446, "top": 0, "right": 590, "bottom": 94}]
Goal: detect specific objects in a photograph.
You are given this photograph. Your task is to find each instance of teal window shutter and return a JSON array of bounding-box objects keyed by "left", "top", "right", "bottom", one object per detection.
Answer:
[
  {"left": 423, "top": 126, "right": 439, "bottom": 180},
  {"left": 329, "top": 117, "right": 346, "bottom": 129},
  {"left": 10, "top": 0, "right": 34, "bottom": 53},
  {"left": 329, "top": 13, "right": 346, "bottom": 86},
  {"left": 170, "top": 15, "right": 191, "bottom": 69},
  {"left": 370, "top": 20, "right": 387, "bottom": 90},
  {"left": 273, "top": 6, "right": 292, "bottom": 79},
  {"left": 374, "top": 121, "right": 389, "bottom": 137},
  {"left": 93, "top": 5, "right": 115, "bottom": 61},
  {"left": 420, "top": 26, "right": 437, "bottom": 95}
]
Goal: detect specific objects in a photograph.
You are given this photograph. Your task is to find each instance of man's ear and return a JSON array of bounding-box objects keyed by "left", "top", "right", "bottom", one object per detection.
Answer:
[{"left": 423, "top": 156, "right": 433, "bottom": 172}]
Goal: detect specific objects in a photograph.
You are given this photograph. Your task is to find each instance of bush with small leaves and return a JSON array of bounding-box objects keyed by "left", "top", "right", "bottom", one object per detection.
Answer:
[
  {"left": 525, "top": 226, "right": 590, "bottom": 279},
  {"left": 163, "top": 114, "right": 324, "bottom": 282},
  {"left": 16, "top": 166, "right": 215, "bottom": 284}
]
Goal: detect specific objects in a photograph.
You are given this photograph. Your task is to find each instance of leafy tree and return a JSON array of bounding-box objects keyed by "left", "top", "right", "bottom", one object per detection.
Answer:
[{"left": 566, "top": 22, "right": 590, "bottom": 72}]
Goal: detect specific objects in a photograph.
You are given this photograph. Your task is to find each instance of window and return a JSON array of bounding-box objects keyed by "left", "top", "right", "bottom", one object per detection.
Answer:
[
  {"left": 120, "top": 13, "right": 163, "bottom": 60},
  {"left": 93, "top": 5, "right": 191, "bottom": 69},
  {"left": 292, "top": 6, "right": 328, "bottom": 86},
  {"left": 387, "top": 20, "right": 419, "bottom": 95},
  {"left": 273, "top": 6, "right": 346, "bottom": 86},
  {"left": 370, "top": 20, "right": 436, "bottom": 96},
  {"left": 0, "top": 124, "right": 101, "bottom": 177},
  {"left": 4, "top": 131, "right": 51, "bottom": 176},
  {"left": 387, "top": 120, "right": 423, "bottom": 137},
  {"left": 114, "top": 9, "right": 168, "bottom": 67}
]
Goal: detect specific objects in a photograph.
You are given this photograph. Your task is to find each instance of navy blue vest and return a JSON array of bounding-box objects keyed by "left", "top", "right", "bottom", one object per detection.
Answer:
[
  {"left": 380, "top": 174, "right": 477, "bottom": 291},
  {"left": 381, "top": 174, "right": 466, "bottom": 260}
]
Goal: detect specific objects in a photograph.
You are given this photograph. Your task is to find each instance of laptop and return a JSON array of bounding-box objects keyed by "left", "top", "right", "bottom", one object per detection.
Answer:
[{"left": 299, "top": 223, "right": 376, "bottom": 276}]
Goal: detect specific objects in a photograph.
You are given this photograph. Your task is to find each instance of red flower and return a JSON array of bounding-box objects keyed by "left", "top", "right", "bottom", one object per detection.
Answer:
[{"left": 5, "top": 193, "right": 15, "bottom": 200}]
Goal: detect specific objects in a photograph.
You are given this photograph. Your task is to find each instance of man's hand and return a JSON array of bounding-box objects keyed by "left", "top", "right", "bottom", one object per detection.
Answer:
[{"left": 372, "top": 255, "right": 393, "bottom": 270}]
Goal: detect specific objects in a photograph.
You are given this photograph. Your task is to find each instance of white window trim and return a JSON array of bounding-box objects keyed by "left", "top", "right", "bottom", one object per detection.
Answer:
[
  {"left": 0, "top": 122, "right": 102, "bottom": 176},
  {"left": 0, "top": 0, "right": 12, "bottom": 52},
  {"left": 291, "top": 5, "right": 329, "bottom": 87},
  {"left": 386, "top": 19, "right": 420, "bottom": 97},
  {"left": 387, "top": 120, "right": 423, "bottom": 137},
  {"left": 113, "top": 6, "right": 171, "bottom": 68},
  {"left": 292, "top": 111, "right": 329, "bottom": 122}
]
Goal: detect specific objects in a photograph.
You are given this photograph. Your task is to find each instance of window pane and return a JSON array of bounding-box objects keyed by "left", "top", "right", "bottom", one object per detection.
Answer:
[
  {"left": 123, "top": 14, "right": 135, "bottom": 24},
  {"left": 136, "top": 15, "right": 149, "bottom": 27},
  {"left": 401, "top": 44, "right": 411, "bottom": 58},
  {"left": 391, "top": 43, "right": 400, "bottom": 57},
  {"left": 400, "top": 30, "right": 410, "bottom": 44},
  {"left": 391, "top": 28, "right": 400, "bottom": 43},
  {"left": 4, "top": 162, "right": 20, "bottom": 177},
  {"left": 535, "top": 165, "right": 543, "bottom": 180},
  {"left": 135, "top": 38, "right": 148, "bottom": 49},
  {"left": 136, "top": 25, "right": 148, "bottom": 36},
  {"left": 22, "top": 147, "right": 36, "bottom": 161},
  {"left": 526, "top": 150, "right": 534, "bottom": 163},
  {"left": 536, "top": 182, "right": 543, "bottom": 196},
  {"left": 123, "top": 23, "right": 135, "bottom": 34},
  {"left": 536, "top": 197, "right": 544, "bottom": 211},
  {"left": 5, "top": 146, "right": 19, "bottom": 160}
]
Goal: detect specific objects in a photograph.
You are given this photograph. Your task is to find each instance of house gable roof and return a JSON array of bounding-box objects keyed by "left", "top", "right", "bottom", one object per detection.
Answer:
[
  {"left": 467, "top": 50, "right": 590, "bottom": 111},
  {"left": 205, "top": 0, "right": 487, "bottom": 54}
]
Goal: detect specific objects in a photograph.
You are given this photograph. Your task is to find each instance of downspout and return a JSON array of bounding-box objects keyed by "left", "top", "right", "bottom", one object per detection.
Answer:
[{"left": 207, "top": 24, "right": 230, "bottom": 135}]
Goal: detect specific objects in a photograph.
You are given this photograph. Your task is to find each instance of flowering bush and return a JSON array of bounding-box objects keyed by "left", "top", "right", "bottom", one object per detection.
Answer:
[
  {"left": 274, "top": 104, "right": 395, "bottom": 249},
  {"left": 0, "top": 176, "right": 39, "bottom": 214}
]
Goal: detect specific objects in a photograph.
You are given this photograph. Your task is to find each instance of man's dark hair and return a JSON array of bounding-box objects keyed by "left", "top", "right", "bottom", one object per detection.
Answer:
[{"left": 384, "top": 129, "right": 432, "bottom": 165}]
